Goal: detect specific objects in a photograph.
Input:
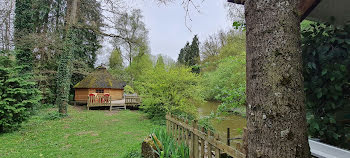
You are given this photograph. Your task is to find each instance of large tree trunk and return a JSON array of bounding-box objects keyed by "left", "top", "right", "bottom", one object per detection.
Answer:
[{"left": 245, "top": 0, "right": 310, "bottom": 157}]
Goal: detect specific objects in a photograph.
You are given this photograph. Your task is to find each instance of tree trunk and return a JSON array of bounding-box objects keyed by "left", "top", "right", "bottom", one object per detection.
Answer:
[
  {"left": 245, "top": 0, "right": 310, "bottom": 157},
  {"left": 56, "top": 0, "right": 79, "bottom": 115}
]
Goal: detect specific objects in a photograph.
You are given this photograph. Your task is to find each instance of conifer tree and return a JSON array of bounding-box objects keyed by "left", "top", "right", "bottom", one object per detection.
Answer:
[{"left": 14, "top": 0, "right": 35, "bottom": 72}]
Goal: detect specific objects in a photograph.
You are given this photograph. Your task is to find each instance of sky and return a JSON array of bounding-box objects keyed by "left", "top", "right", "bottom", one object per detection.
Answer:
[
  {"left": 96, "top": 0, "right": 234, "bottom": 65},
  {"left": 137, "top": 0, "right": 232, "bottom": 60}
]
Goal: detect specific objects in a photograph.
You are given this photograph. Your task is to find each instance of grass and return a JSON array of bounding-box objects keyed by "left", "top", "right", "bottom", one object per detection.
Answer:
[{"left": 0, "top": 106, "right": 160, "bottom": 158}]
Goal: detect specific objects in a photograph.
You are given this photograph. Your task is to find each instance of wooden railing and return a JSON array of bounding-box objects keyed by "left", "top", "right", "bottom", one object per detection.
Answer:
[
  {"left": 87, "top": 95, "right": 111, "bottom": 110},
  {"left": 125, "top": 95, "right": 141, "bottom": 106},
  {"left": 166, "top": 114, "right": 246, "bottom": 158}
]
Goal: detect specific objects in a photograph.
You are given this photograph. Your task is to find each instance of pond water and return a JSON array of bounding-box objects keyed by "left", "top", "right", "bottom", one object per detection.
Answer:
[{"left": 196, "top": 101, "right": 247, "bottom": 143}]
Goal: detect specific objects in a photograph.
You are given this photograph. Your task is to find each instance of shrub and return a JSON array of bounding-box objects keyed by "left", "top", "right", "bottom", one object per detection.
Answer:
[
  {"left": 302, "top": 22, "right": 350, "bottom": 148},
  {"left": 201, "top": 55, "right": 246, "bottom": 115},
  {"left": 0, "top": 57, "right": 41, "bottom": 133},
  {"left": 135, "top": 66, "right": 202, "bottom": 121},
  {"left": 124, "top": 85, "right": 135, "bottom": 94}
]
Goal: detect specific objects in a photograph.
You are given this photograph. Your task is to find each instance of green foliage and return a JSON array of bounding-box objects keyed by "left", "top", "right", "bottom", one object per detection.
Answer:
[
  {"left": 123, "top": 149, "right": 142, "bottom": 158},
  {"left": 109, "top": 48, "right": 124, "bottom": 70},
  {"left": 302, "top": 22, "right": 350, "bottom": 148},
  {"left": 0, "top": 57, "right": 41, "bottom": 133},
  {"left": 151, "top": 128, "right": 190, "bottom": 158},
  {"left": 201, "top": 31, "right": 245, "bottom": 72},
  {"left": 43, "top": 111, "right": 66, "bottom": 120},
  {"left": 232, "top": 21, "right": 246, "bottom": 31},
  {"left": 300, "top": 20, "right": 316, "bottom": 31},
  {"left": 201, "top": 55, "right": 246, "bottom": 115},
  {"left": 124, "top": 85, "right": 135, "bottom": 95},
  {"left": 134, "top": 62, "right": 202, "bottom": 121},
  {"left": 155, "top": 55, "right": 165, "bottom": 70},
  {"left": 126, "top": 53, "right": 153, "bottom": 83},
  {"left": 218, "top": 34, "right": 246, "bottom": 59},
  {"left": 198, "top": 116, "right": 215, "bottom": 132}
]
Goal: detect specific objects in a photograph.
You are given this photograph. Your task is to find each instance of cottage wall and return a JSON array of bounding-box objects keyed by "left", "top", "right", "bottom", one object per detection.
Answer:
[
  {"left": 110, "top": 89, "right": 124, "bottom": 100},
  {"left": 74, "top": 88, "right": 89, "bottom": 102}
]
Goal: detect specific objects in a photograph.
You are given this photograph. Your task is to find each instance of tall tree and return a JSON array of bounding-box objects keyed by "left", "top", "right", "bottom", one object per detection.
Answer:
[
  {"left": 185, "top": 35, "right": 200, "bottom": 66},
  {"left": 113, "top": 9, "right": 148, "bottom": 65},
  {"left": 177, "top": 35, "right": 200, "bottom": 67},
  {"left": 0, "top": 0, "right": 15, "bottom": 53},
  {"left": 55, "top": 0, "right": 80, "bottom": 115},
  {"left": 245, "top": 0, "right": 310, "bottom": 157},
  {"left": 14, "top": 0, "right": 35, "bottom": 72}
]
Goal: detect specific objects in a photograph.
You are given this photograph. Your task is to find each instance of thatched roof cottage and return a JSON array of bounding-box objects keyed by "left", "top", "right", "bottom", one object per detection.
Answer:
[{"left": 74, "top": 66, "right": 126, "bottom": 102}]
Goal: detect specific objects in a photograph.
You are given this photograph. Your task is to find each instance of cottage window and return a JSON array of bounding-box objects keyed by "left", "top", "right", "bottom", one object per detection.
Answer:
[{"left": 96, "top": 89, "right": 104, "bottom": 93}]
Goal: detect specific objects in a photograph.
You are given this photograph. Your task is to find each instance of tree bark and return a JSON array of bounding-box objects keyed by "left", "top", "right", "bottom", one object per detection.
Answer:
[{"left": 245, "top": 0, "right": 310, "bottom": 157}]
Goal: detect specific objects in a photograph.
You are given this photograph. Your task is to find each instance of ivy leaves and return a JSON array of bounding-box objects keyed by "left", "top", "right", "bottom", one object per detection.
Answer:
[{"left": 302, "top": 22, "right": 350, "bottom": 148}]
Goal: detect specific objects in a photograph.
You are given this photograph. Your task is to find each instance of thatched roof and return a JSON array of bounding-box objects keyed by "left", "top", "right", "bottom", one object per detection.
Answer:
[{"left": 74, "top": 66, "right": 125, "bottom": 89}]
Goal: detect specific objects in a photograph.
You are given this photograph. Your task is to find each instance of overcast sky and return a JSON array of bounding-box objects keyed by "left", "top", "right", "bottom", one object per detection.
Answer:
[
  {"left": 137, "top": 0, "right": 232, "bottom": 60},
  {"left": 97, "top": 0, "right": 234, "bottom": 65}
]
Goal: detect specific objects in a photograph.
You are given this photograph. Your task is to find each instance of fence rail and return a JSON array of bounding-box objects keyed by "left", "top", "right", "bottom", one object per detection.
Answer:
[
  {"left": 87, "top": 95, "right": 111, "bottom": 110},
  {"left": 166, "top": 114, "right": 246, "bottom": 158},
  {"left": 125, "top": 95, "right": 141, "bottom": 106}
]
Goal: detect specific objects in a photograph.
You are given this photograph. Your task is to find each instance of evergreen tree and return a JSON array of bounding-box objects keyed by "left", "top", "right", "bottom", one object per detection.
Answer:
[
  {"left": 178, "top": 42, "right": 190, "bottom": 64},
  {"left": 0, "top": 56, "right": 41, "bottom": 133},
  {"left": 14, "top": 0, "right": 35, "bottom": 72},
  {"left": 178, "top": 48, "right": 185, "bottom": 64},
  {"left": 187, "top": 35, "right": 200, "bottom": 66},
  {"left": 177, "top": 35, "right": 200, "bottom": 73}
]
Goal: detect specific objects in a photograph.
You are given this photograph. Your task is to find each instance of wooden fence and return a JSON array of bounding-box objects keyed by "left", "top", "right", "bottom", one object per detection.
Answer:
[
  {"left": 125, "top": 95, "right": 141, "bottom": 106},
  {"left": 87, "top": 95, "right": 111, "bottom": 110},
  {"left": 166, "top": 114, "right": 246, "bottom": 158}
]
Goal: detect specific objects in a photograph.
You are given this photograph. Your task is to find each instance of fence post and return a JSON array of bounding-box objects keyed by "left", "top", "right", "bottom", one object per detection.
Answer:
[
  {"left": 227, "top": 128, "right": 230, "bottom": 146},
  {"left": 172, "top": 120, "right": 175, "bottom": 138},
  {"left": 180, "top": 118, "right": 184, "bottom": 143},
  {"left": 207, "top": 130, "right": 212, "bottom": 158},
  {"left": 170, "top": 115, "right": 174, "bottom": 137},
  {"left": 185, "top": 119, "right": 189, "bottom": 146},
  {"left": 190, "top": 120, "right": 195, "bottom": 158},
  {"left": 215, "top": 133, "right": 220, "bottom": 158},
  {"left": 193, "top": 120, "right": 199, "bottom": 158},
  {"left": 201, "top": 127, "right": 205, "bottom": 158},
  {"left": 175, "top": 118, "right": 179, "bottom": 144}
]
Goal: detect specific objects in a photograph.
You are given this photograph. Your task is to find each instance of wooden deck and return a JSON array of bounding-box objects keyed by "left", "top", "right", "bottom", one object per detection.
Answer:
[{"left": 87, "top": 95, "right": 141, "bottom": 111}]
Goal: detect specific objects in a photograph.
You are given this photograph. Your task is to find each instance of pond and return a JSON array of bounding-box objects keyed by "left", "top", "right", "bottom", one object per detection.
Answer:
[{"left": 196, "top": 101, "right": 247, "bottom": 144}]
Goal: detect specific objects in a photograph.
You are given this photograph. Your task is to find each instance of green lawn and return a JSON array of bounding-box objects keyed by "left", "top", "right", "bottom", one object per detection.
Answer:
[{"left": 0, "top": 106, "right": 159, "bottom": 158}]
